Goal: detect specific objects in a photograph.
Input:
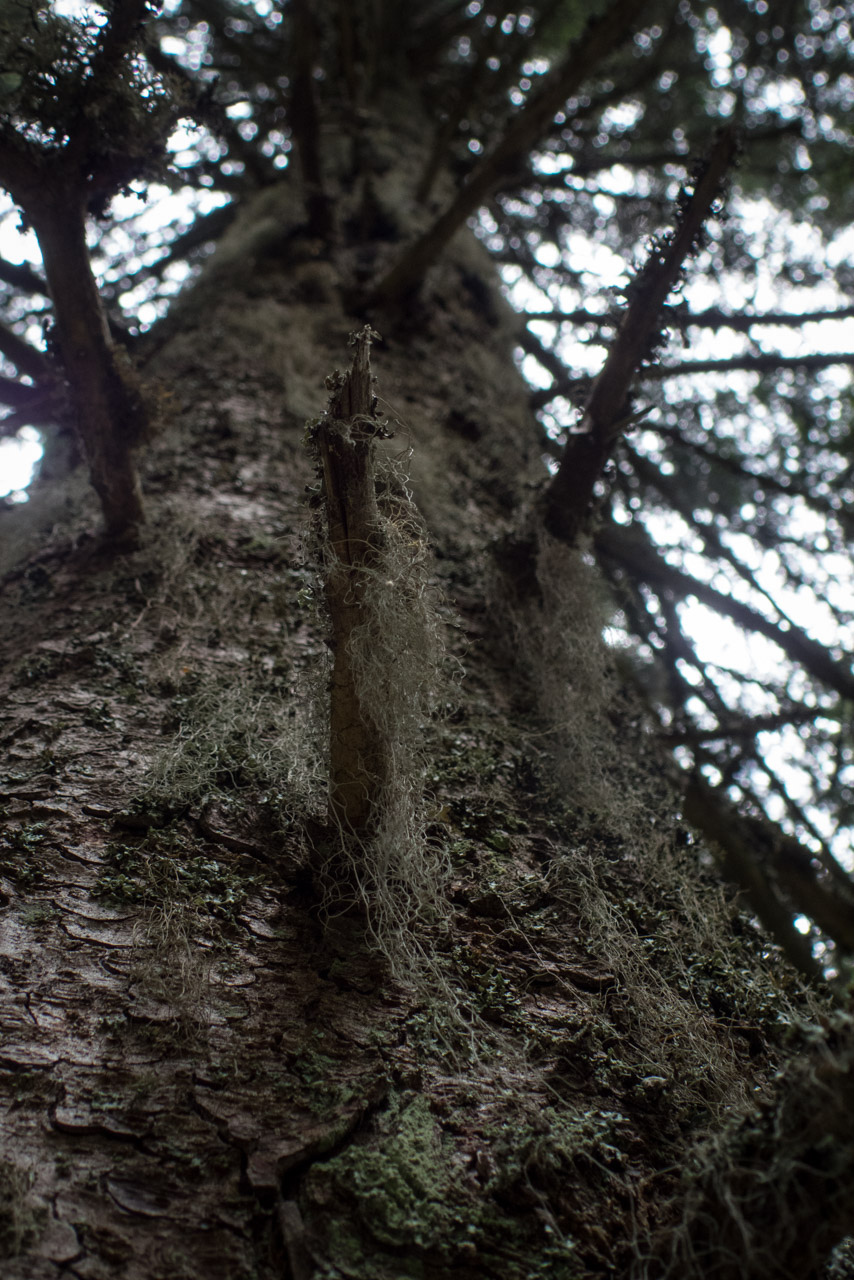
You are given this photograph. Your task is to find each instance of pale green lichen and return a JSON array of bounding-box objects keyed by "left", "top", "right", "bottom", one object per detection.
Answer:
[
  {"left": 310, "top": 1094, "right": 459, "bottom": 1253},
  {"left": 304, "top": 1093, "right": 589, "bottom": 1278}
]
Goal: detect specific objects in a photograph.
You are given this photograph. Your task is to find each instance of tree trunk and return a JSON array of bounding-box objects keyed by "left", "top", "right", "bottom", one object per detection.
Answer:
[
  {"left": 30, "top": 191, "right": 148, "bottom": 542},
  {"left": 0, "top": 111, "right": 844, "bottom": 1280}
]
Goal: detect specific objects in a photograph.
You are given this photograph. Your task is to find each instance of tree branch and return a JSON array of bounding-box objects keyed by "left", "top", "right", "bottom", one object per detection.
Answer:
[
  {"left": 644, "top": 350, "right": 854, "bottom": 378},
  {"left": 311, "top": 325, "right": 389, "bottom": 834},
  {"left": 0, "top": 374, "right": 47, "bottom": 409},
  {"left": 370, "top": 0, "right": 648, "bottom": 305},
  {"left": 0, "top": 322, "right": 51, "bottom": 380},
  {"left": 596, "top": 518, "right": 854, "bottom": 704},
  {"left": 659, "top": 707, "right": 833, "bottom": 745},
  {"left": 0, "top": 256, "right": 48, "bottom": 297},
  {"left": 539, "top": 126, "right": 738, "bottom": 543},
  {"left": 523, "top": 303, "right": 854, "bottom": 331},
  {"left": 623, "top": 440, "right": 797, "bottom": 630},
  {"left": 532, "top": 348, "right": 854, "bottom": 408},
  {"left": 288, "top": 0, "right": 333, "bottom": 238}
]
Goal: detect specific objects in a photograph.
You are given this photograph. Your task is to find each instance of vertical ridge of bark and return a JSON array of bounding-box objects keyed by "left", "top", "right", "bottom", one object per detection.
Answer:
[{"left": 313, "top": 325, "right": 389, "bottom": 833}]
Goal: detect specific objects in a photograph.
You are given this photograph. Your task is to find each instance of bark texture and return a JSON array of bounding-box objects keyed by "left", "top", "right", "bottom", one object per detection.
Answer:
[
  {"left": 313, "top": 326, "right": 389, "bottom": 833},
  {"left": 0, "top": 117, "right": 844, "bottom": 1280}
]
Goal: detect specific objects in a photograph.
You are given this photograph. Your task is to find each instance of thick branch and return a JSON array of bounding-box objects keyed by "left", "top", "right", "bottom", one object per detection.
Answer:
[
  {"left": 31, "top": 192, "right": 147, "bottom": 539},
  {"left": 0, "top": 256, "right": 48, "bottom": 296},
  {"left": 61, "top": 0, "right": 153, "bottom": 186},
  {"left": 0, "top": 321, "right": 52, "bottom": 381},
  {"left": 0, "top": 374, "right": 46, "bottom": 409},
  {"left": 370, "top": 0, "right": 648, "bottom": 305},
  {"left": 540, "top": 127, "right": 738, "bottom": 543}
]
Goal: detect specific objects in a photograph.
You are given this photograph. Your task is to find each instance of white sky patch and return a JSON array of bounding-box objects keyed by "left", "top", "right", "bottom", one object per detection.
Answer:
[
  {"left": 679, "top": 601, "right": 786, "bottom": 684},
  {"left": 0, "top": 426, "right": 42, "bottom": 498},
  {"left": 0, "top": 200, "right": 40, "bottom": 269}
]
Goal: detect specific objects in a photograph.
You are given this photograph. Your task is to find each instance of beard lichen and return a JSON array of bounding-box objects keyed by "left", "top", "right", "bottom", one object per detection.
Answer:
[{"left": 306, "top": 330, "right": 450, "bottom": 979}]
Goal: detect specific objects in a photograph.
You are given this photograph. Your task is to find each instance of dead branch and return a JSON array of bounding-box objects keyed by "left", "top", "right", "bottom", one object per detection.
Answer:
[
  {"left": 539, "top": 126, "right": 738, "bottom": 544},
  {"left": 312, "top": 325, "right": 389, "bottom": 833},
  {"left": 370, "top": 0, "right": 649, "bottom": 305}
]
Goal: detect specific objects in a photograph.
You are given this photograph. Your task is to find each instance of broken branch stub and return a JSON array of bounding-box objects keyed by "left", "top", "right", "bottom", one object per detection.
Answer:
[{"left": 312, "top": 326, "right": 391, "bottom": 833}]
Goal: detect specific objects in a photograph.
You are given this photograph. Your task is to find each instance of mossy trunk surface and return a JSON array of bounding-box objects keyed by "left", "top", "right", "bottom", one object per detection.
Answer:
[{"left": 0, "top": 104, "right": 845, "bottom": 1280}]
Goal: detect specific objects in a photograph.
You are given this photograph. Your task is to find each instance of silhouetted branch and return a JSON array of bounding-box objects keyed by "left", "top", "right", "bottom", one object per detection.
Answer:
[
  {"left": 0, "top": 322, "right": 51, "bottom": 380},
  {"left": 531, "top": 348, "right": 854, "bottom": 408},
  {"left": 524, "top": 303, "right": 854, "bottom": 330},
  {"left": 623, "top": 440, "right": 794, "bottom": 627},
  {"left": 659, "top": 708, "right": 831, "bottom": 746},
  {"left": 596, "top": 518, "right": 854, "bottom": 704},
  {"left": 643, "top": 351, "right": 854, "bottom": 378},
  {"left": 370, "top": 0, "right": 648, "bottom": 304},
  {"left": 0, "top": 374, "right": 46, "bottom": 409},
  {"left": 0, "top": 256, "right": 48, "bottom": 296},
  {"left": 540, "top": 127, "right": 738, "bottom": 543},
  {"left": 288, "top": 0, "right": 333, "bottom": 238},
  {"left": 127, "top": 202, "right": 237, "bottom": 284}
]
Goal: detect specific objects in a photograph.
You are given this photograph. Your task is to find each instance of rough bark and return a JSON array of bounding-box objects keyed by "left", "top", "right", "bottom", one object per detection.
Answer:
[{"left": 0, "top": 117, "right": 845, "bottom": 1280}]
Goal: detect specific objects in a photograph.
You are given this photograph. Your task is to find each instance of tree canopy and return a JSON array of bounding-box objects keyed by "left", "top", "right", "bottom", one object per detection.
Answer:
[{"left": 2, "top": 2, "right": 854, "bottom": 972}]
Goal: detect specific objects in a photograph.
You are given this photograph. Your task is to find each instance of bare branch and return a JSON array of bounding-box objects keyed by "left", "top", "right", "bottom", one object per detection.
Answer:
[
  {"left": 540, "top": 127, "right": 738, "bottom": 543},
  {"left": 597, "top": 518, "right": 854, "bottom": 704},
  {"left": 288, "top": 0, "right": 333, "bottom": 238},
  {"left": 0, "top": 257, "right": 48, "bottom": 296},
  {"left": 660, "top": 707, "right": 835, "bottom": 745},
  {"left": 0, "top": 374, "right": 45, "bottom": 409},
  {"left": 523, "top": 303, "right": 854, "bottom": 330},
  {"left": 531, "top": 348, "right": 854, "bottom": 408},
  {"left": 643, "top": 351, "right": 854, "bottom": 378},
  {"left": 370, "top": 0, "right": 649, "bottom": 305},
  {"left": 311, "top": 326, "right": 388, "bottom": 833}
]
